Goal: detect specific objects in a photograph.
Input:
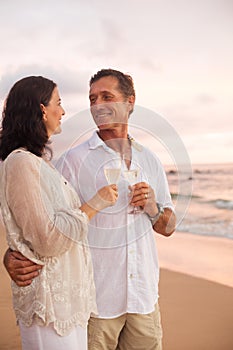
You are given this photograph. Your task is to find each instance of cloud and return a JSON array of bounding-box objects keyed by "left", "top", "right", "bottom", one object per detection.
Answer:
[
  {"left": 0, "top": 65, "right": 89, "bottom": 99},
  {"left": 195, "top": 94, "right": 217, "bottom": 105},
  {"left": 158, "top": 96, "right": 232, "bottom": 138},
  {"left": 0, "top": 0, "right": 232, "bottom": 164}
]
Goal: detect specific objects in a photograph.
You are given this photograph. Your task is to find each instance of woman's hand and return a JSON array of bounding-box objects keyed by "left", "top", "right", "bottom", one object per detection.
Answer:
[
  {"left": 80, "top": 185, "right": 118, "bottom": 220},
  {"left": 90, "top": 184, "right": 118, "bottom": 211}
]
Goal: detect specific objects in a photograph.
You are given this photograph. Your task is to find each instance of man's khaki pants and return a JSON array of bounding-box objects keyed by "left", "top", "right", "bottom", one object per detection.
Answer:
[{"left": 88, "top": 303, "right": 162, "bottom": 350}]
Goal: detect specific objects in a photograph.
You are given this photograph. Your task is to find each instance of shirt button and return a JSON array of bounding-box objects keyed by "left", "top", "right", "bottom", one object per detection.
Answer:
[{"left": 129, "top": 273, "right": 133, "bottom": 279}]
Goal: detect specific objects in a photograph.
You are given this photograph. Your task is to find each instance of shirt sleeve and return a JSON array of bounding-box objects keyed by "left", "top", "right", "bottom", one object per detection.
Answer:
[
  {"left": 5, "top": 152, "right": 88, "bottom": 257},
  {"left": 143, "top": 148, "right": 174, "bottom": 211},
  {"left": 156, "top": 159, "right": 174, "bottom": 210}
]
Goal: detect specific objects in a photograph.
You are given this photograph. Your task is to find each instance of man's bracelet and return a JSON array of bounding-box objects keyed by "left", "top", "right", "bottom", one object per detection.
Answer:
[{"left": 147, "top": 203, "right": 164, "bottom": 226}]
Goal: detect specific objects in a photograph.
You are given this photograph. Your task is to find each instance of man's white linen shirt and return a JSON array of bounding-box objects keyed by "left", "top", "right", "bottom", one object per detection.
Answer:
[{"left": 56, "top": 131, "right": 174, "bottom": 318}]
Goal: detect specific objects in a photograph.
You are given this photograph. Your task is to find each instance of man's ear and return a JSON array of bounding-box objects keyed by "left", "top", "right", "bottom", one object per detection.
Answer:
[
  {"left": 128, "top": 95, "right": 135, "bottom": 115},
  {"left": 128, "top": 95, "right": 135, "bottom": 105}
]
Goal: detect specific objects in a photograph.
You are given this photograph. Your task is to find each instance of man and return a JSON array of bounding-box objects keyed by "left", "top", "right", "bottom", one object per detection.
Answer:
[{"left": 4, "top": 69, "right": 176, "bottom": 349}]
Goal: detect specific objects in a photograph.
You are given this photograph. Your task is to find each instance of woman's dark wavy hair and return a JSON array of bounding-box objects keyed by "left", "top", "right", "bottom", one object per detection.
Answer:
[{"left": 0, "top": 76, "right": 56, "bottom": 161}]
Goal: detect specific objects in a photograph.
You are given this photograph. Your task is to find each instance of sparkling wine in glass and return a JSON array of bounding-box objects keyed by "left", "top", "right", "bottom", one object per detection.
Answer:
[
  {"left": 104, "top": 168, "right": 121, "bottom": 184},
  {"left": 104, "top": 157, "right": 122, "bottom": 185},
  {"left": 124, "top": 168, "right": 142, "bottom": 214}
]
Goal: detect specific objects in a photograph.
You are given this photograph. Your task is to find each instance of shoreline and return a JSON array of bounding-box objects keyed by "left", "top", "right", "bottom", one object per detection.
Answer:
[
  {"left": 156, "top": 230, "right": 233, "bottom": 288},
  {"left": 1, "top": 224, "right": 233, "bottom": 349}
]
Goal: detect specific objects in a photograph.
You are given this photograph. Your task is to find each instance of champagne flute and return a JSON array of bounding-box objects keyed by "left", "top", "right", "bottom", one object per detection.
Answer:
[
  {"left": 104, "top": 157, "right": 122, "bottom": 185},
  {"left": 124, "top": 168, "right": 142, "bottom": 214}
]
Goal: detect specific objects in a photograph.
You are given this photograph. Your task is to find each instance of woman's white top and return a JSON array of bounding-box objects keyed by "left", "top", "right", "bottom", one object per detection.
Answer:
[{"left": 0, "top": 149, "right": 97, "bottom": 336}]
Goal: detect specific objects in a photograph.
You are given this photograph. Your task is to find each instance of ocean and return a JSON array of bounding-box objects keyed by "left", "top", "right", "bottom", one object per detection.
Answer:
[{"left": 165, "top": 163, "right": 233, "bottom": 240}]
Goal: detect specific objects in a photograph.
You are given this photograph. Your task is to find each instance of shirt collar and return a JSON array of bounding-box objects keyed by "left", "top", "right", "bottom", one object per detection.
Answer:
[
  {"left": 88, "top": 130, "right": 143, "bottom": 153},
  {"left": 88, "top": 131, "right": 111, "bottom": 152}
]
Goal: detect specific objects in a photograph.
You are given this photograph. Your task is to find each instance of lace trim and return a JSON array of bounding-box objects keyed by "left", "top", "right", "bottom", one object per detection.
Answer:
[{"left": 15, "top": 300, "right": 95, "bottom": 336}]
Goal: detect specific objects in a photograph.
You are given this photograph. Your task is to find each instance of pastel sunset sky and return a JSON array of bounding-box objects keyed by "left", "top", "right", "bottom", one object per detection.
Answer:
[{"left": 0, "top": 0, "right": 232, "bottom": 165}]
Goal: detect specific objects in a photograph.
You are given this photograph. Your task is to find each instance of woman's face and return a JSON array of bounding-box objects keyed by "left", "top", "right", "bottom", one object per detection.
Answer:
[{"left": 41, "top": 87, "right": 65, "bottom": 137}]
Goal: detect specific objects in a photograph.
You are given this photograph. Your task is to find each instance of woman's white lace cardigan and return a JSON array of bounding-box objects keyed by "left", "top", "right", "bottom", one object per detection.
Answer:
[{"left": 0, "top": 149, "right": 97, "bottom": 336}]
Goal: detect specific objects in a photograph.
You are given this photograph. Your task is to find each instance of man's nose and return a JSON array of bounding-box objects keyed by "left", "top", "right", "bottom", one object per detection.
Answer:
[{"left": 93, "top": 96, "right": 105, "bottom": 105}]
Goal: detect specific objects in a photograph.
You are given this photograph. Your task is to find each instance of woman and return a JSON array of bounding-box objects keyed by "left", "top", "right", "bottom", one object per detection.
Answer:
[{"left": 0, "top": 76, "right": 118, "bottom": 349}]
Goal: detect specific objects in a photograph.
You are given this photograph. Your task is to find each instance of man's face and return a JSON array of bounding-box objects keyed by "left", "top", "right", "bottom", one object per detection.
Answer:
[{"left": 89, "top": 76, "right": 134, "bottom": 130}]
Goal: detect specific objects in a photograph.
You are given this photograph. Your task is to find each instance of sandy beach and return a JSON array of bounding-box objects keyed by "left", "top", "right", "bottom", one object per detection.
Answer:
[{"left": 1, "top": 222, "right": 233, "bottom": 350}]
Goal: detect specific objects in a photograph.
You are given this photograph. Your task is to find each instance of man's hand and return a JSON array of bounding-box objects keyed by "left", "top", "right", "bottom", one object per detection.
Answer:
[
  {"left": 130, "top": 182, "right": 176, "bottom": 236},
  {"left": 130, "top": 182, "right": 158, "bottom": 216},
  {"left": 3, "top": 249, "right": 43, "bottom": 287}
]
